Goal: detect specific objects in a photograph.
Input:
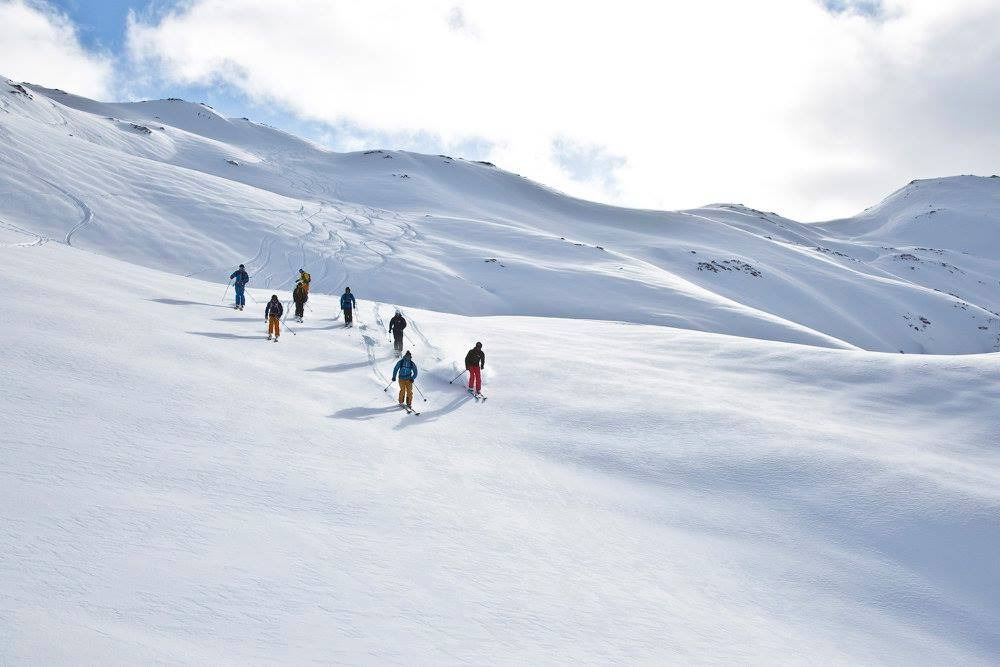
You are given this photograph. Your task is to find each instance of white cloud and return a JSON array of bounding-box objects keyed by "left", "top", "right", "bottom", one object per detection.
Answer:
[
  {"left": 819, "top": 0, "right": 887, "bottom": 19},
  {"left": 0, "top": 0, "right": 113, "bottom": 98},
  {"left": 125, "top": 0, "right": 1000, "bottom": 219},
  {"left": 552, "top": 136, "right": 626, "bottom": 196}
]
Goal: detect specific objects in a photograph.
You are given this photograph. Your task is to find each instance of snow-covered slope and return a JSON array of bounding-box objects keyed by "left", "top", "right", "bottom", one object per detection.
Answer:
[
  {"left": 2, "top": 78, "right": 999, "bottom": 353},
  {"left": 2, "top": 77, "right": 1000, "bottom": 663},
  {"left": 3, "top": 236, "right": 999, "bottom": 664}
]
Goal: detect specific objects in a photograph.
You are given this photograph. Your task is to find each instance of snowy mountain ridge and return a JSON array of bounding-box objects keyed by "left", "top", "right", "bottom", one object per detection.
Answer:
[{"left": 3, "top": 76, "right": 999, "bottom": 353}]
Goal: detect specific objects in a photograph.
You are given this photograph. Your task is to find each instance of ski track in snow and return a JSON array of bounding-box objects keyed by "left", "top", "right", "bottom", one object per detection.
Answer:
[
  {"left": 0, "top": 216, "right": 48, "bottom": 247},
  {"left": 48, "top": 180, "right": 94, "bottom": 247}
]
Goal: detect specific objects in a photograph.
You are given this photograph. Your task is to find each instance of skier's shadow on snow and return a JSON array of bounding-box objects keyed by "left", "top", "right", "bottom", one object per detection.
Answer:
[
  {"left": 187, "top": 331, "right": 264, "bottom": 340},
  {"left": 299, "top": 323, "right": 352, "bottom": 331},
  {"left": 149, "top": 298, "right": 227, "bottom": 308},
  {"left": 329, "top": 405, "right": 405, "bottom": 420},
  {"left": 308, "top": 359, "right": 390, "bottom": 374},
  {"left": 392, "top": 393, "right": 472, "bottom": 429}
]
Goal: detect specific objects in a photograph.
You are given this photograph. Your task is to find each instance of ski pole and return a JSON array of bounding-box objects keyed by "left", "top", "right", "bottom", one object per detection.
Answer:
[
  {"left": 382, "top": 380, "right": 394, "bottom": 392},
  {"left": 247, "top": 292, "right": 259, "bottom": 304},
  {"left": 281, "top": 305, "right": 297, "bottom": 336},
  {"left": 221, "top": 280, "right": 233, "bottom": 304},
  {"left": 413, "top": 382, "right": 427, "bottom": 402},
  {"left": 448, "top": 369, "right": 468, "bottom": 384}
]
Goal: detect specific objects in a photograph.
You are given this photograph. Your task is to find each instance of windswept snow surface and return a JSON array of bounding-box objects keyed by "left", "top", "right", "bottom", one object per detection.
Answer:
[{"left": 2, "top": 78, "right": 1000, "bottom": 663}]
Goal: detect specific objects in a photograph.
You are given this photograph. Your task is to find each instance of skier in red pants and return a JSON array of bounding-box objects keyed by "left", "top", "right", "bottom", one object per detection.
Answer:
[{"left": 465, "top": 342, "right": 485, "bottom": 395}]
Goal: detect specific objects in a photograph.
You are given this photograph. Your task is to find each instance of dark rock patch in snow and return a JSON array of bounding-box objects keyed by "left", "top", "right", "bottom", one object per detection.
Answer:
[
  {"left": 8, "top": 83, "right": 33, "bottom": 99},
  {"left": 814, "top": 246, "right": 855, "bottom": 261},
  {"left": 697, "top": 260, "right": 762, "bottom": 277},
  {"left": 903, "top": 314, "right": 931, "bottom": 331}
]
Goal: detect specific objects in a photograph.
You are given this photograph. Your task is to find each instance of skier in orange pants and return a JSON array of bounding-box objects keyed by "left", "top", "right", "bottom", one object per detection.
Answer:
[{"left": 265, "top": 295, "right": 283, "bottom": 342}]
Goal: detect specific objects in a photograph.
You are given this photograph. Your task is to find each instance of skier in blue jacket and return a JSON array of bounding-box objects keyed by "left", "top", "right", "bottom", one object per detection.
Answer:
[
  {"left": 340, "top": 287, "right": 357, "bottom": 326},
  {"left": 229, "top": 264, "right": 250, "bottom": 310},
  {"left": 392, "top": 351, "right": 418, "bottom": 407}
]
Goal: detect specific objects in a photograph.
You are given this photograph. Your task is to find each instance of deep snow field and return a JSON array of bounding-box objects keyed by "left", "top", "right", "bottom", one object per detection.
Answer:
[{"left": 2, "top": 77, "right": 1000, "bottom": 663}]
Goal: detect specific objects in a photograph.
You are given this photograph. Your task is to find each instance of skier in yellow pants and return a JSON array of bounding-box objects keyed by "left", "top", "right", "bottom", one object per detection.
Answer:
[{"left": 392, "top": 351, "right": 418, "bottom": 407}]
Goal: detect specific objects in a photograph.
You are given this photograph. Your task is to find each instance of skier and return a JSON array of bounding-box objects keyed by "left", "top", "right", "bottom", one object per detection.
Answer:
[
  {"left": 229, "top": 264, "right": 250, "bottom": 310},
  {"left": 340, "top": 287, "right": 357, "bottom": 326},
  {"left": 298, "top": 268, "right": 312, "bottom": 293},
  {"left": 465, "top": 342, "right": 485, "bottom": 395},
  {"left": 292, "top": 281, "right": 307, "bottom": 323},
  {"left": 392, "top": 350, "right": 418, "bottom": 408},
  {"left": 388, "top": 310, "right": 406, "bottom": 357},
  {"left": 264, "top": 294, "right": 283, "bottom": 341}
]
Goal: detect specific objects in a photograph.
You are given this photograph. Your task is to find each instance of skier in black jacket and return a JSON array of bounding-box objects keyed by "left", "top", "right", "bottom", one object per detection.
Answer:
[
  {"left": 388, "top": 310, "right": 406, "bottom": 357},
  {"left": 341, "top": 287, "right": 357, "bottom": 326},
  {"left": 265, "top": 295, "right": 283, "bottom": 341},
  {"left": 465, "top": 342, "right": 485, "bottom": 394},
  {"left": 292, "top": 282, "right": 307, "bottom": 322}
]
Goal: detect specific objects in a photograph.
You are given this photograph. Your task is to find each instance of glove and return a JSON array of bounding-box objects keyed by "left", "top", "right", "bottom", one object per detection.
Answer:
[{"left": 391, "top": 377, "right": 397, "bottom": 382}]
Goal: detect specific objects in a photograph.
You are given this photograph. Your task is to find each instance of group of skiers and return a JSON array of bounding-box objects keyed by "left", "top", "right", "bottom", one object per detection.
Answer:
[{"left": 228, "top": 265, "right": 487, "bottom": 408}]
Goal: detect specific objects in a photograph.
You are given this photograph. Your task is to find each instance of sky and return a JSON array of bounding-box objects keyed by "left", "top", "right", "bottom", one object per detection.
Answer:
[{"left": 3, "top": 0, "right": 1000, "bottom": 221}]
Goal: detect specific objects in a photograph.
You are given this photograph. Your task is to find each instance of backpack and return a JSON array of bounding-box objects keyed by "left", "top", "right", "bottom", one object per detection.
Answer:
[{"left": 397, "top": 358, "right": 416, "bottom": 380}]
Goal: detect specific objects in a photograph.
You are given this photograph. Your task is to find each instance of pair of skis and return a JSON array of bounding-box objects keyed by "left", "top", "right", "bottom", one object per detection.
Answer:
[
  {"left": 399, "top": 403, "right": 420, "bottom": 415},
  {"left": 467, "top": 388, "right": 488, "bottom": 401}
]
